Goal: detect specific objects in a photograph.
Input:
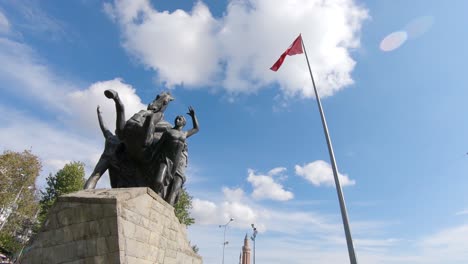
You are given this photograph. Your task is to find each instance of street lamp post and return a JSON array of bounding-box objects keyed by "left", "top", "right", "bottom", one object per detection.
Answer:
[
  {"left": 250, "top": 224, "right": 258, "bottom": 264},
  {"left": 219, "top": 218, "right": 234, "bottom": 264}
]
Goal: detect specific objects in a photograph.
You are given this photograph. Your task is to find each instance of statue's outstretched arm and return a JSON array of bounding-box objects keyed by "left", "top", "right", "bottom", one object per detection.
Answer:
[
  {"left": 104, "top": 89, "right": 125, "bottom": 140},
  {"left": 97, "top": 106, "right": 112, "bottom": 139},
  {"left": 186, "top": 106, "right": 199, "bottom": 138}
]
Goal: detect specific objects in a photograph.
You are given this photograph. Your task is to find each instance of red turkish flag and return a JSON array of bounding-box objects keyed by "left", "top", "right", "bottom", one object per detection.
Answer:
[{"left": 270, "top": 34, "right": 303, "bottom": 72}]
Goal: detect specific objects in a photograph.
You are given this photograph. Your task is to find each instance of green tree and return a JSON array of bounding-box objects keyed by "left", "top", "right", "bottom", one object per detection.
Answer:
[
  {"left": 174, "top": 188, "right": 195, "bottom": 226},
  {"left": 191, "top": 243, "right": 199, "bottom": 254},
  {"left": 38, "top": 161, "right": 85, "bottom": 224},
  {"left": 0, "top": 150, "right": 41, "bottom": 255}
]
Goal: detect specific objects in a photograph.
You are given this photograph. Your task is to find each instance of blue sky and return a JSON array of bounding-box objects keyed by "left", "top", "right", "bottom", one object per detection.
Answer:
[{"left": 1, "top": 0, "right": 468, "bottom": 263}]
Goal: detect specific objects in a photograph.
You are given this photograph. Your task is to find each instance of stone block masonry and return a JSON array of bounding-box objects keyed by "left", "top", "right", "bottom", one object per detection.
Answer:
[{"left": 21, "top": 188, "right": 202, "bottom": 264}]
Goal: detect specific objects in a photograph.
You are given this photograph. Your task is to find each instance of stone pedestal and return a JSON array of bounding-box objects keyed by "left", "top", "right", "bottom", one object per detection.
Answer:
[{"left": 21, "top": 188, "right": 202, "bottom": 264}]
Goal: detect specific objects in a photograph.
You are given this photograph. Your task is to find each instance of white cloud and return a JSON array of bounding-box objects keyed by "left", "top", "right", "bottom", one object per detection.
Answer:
[
  {"left": 191, "top": 199, "right": 218, "bottom": 224},
  {"left": 221, "top": 200, "right": 257, "bottom": 227},
  {"left": 222, "top": 187, "right": 245, "bottom": 202},
  {"left": 295, "top": 160, "right": 355, "bottom": 187},
  {"left": 106, "top": 0, "right": 221, "bottom": 87},
  {"left": 191, "top": 189, "right": 257, "bottom": 228},
  {"left": 65, "top": 78, "right": 146, "bottom": 135},
  {"left": 0, "top": 11, "right": 10, "bottom": 33},
  {"left": 191, "top": 187, "right": 258, "bottom": 229},
  {"left": 106, "top": 0, "right": 368, "bottom": 98},
  {"left": 268, "top": 166, "right": 286, "bottom": 176},
  {"left": 190, "top": 185, "right": 342, "bottom": 235},
  {"left": 247, "top": 167, "right": 293, "bottom": 201}
]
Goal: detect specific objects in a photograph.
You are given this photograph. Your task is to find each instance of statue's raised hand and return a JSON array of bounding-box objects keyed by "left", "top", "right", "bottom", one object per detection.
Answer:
[{"left": 187, "top": 106, "right": 196, "bottom": 117}]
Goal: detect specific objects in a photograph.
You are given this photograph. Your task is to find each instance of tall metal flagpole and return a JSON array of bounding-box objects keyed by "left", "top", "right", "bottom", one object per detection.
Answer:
[{"left": 301, "top": 37, "right": 358, "bottom": 264}]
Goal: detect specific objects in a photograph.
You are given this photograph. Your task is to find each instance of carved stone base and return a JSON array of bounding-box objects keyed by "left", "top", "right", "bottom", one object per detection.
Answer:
[{"left": 21, "top": 188, "right": 202, "bottom": 264}]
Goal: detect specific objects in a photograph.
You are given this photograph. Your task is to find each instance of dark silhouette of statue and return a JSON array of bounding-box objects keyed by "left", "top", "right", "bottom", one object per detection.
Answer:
[
  {"left": 104, "top": 89, "right": 174, "bottom": 162},
  {"left": 83, "top": 89, "right": 199, "bottom": 206},
  {"left": 83, "top": 106, "right": 121, "bottom": 189},
  {"left": 152, "top": 107, "right": 199, "bottom": 204}
]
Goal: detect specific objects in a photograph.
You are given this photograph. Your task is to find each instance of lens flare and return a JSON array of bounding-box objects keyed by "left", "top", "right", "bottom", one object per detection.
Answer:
[
  {"left": 404, "top": 16, "right": 434, "bottom": 39},
  {"left": 379, "top": 31, "right": 408, "bottom": 52}
]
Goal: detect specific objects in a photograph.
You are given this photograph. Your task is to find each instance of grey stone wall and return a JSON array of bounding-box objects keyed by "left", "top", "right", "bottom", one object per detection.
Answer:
[{"left": 21, "top": 188, "right": 202, "bottom": 264}]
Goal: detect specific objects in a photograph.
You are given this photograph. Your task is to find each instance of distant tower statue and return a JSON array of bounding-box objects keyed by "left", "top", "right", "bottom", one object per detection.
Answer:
[{"left": 241, "top": 234, "right": 251, "bottom": 264}]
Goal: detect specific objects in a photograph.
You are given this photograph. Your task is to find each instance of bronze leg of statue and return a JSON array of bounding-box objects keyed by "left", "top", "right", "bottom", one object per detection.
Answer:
[
  {"left": 154, "top": 163, "right": 167, "bottom": 197},
  {"left": 166, "top": 176, "right": 183, "bottom": 205},
  {"left": 104, "top": 89, "right": 126, "bottom": 140},
  {"left": 83, "top": 157, "right": 109, "bottom": 189}
]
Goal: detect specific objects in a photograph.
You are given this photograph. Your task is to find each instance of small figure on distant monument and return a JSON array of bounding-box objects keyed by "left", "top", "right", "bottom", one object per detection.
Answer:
[
  {"left": 152, "top": 107, "right": 199, "bottom": 205},
  {"left": 84, "top": 106, "right": 121, "bottom": 189}
]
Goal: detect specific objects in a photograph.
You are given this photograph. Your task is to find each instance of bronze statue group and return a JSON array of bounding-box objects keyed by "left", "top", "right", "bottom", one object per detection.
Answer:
[{"left": 83, "top": 89, "right": 199, "bottom": 206}]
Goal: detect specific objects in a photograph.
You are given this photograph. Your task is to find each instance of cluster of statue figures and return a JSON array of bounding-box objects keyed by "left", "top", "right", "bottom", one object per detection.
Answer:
[{"left": 83, "top": 89, "right": 199, "bottom": 206}]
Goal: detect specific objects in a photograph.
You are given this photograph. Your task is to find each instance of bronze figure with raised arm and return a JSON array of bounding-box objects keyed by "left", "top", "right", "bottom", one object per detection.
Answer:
[
  {"left": 153, "top": 106, "right": 199, "bottom": 204},
  {"left": 84, "top": 106, "right": 120, "bottom": 189},
  {"left": 83, "top": 89, "right": 200, "bottom": 206}
]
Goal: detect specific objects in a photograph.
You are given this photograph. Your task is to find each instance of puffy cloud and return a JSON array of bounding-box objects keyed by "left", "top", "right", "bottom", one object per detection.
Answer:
[
  {"left": 219, "top": 0, "right": 367, "bottom": 97},
  {"left": 190, "top": 185, "right": 338, "bottom": 234},
  {"left": 222, "top": 187, "right": 245, "bottom": 202},
  {"left": 106, "top": 0, "right": 368, "bottom": 98},
  {"left": 191, "top": 187, "right": 257, "bottom": 227},
  {"left": 221, "top": 200, "right": 257, "bottom": 226},
  {"left": 268, "top": 167, "right": 287, "bottom": 176},
  {"left": 106, "top": 0, "right": 221, "bottom": 87},
  {"left": 295, "top": 160, "right": 355, "bottom": 187},
  {"left": 191, "top": 199, "right": 218, "bottom": 224},
  {"left": 65, "top": 78, "right": 146, "bottom": 135},
  {"left": 247, "top": 167, "right": 294, "bottom": 201}
]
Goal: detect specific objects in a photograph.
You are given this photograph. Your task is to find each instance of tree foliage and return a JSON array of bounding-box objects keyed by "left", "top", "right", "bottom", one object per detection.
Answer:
[
  {"left": 38, "top": 161, "right": 85, "bottom": 224},
  {"left": 174, "top": 188, "right": 195, "bottom": 226},
  {"left": 0, "top": 150, "right": 41, "bottom": 255},
  {"left": 191, "top": 243, "right": 199, "bottom": 254}
]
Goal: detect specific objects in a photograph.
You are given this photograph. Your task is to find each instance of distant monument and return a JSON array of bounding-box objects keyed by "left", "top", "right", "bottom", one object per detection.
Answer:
[
  {"left": 83, "top": 89, "right": 199, "bottom": 206},
  {"left": 240, "top": 234, "right": 251, "bottom": 264}
]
